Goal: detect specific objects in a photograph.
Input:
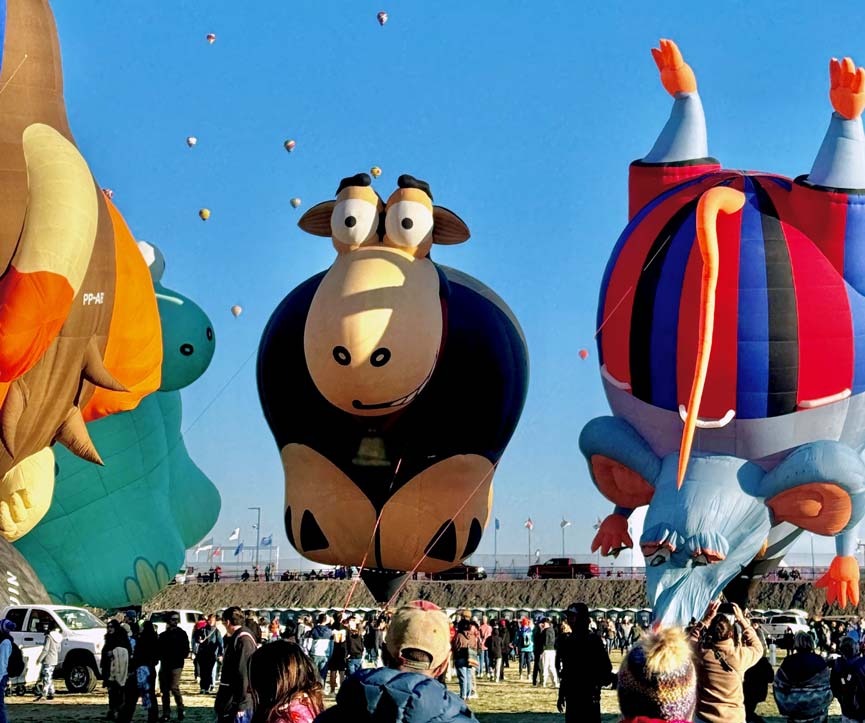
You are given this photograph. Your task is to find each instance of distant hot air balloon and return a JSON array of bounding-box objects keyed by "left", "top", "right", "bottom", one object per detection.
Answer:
[
  {"left": 186, "top": 136, "right": 198, "bottom": 148},
  {"left": 284, "top": 140, "right": 296, "bottom": 153},
  {"left": 370, "top": 166, "right": 382, "bottom": 178},
  {"left": 579, "top": 349, "right": 589, "bottom": 360},
  {"left": 206, "top": 33, "right": 216, "bottom": 44},
  {"left": 377, "top": 11, "right": 388, "bottom": 26},
  {"left": 231, "top": 305, "right": 243, "bottom": 318},
  {"left": 101, "top": 188, "right": 114, "bottom": 200},
  {"left": 199, "top": 208, "right": 211, "bottom": 221},
  {"left": 290, "top": 198, "right": 302, "bottom": 209}
]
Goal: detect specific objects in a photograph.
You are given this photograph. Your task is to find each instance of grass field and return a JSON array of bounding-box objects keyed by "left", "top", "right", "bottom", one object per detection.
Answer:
[{"left": 3, "top": 650, "right": 846, "bottom": 722}]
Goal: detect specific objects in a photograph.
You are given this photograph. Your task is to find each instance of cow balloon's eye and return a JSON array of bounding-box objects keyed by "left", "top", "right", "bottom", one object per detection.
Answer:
[
  {"left": 331, "top": 199, "right": 378, "bottom": 247},
  {"left": 650, "top": 549, "right": 670, "bottom": 567},
  {"left": 385, "top": 200, "right": 433, "bottom": 249}
]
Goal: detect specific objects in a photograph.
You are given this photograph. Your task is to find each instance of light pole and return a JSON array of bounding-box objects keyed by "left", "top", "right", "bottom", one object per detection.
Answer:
[
  {"left": 810, "top": 534, "right": 816, "bottom": 578},
  {"left": 249, "top": 507, "right": 261, "bottom": 571}
]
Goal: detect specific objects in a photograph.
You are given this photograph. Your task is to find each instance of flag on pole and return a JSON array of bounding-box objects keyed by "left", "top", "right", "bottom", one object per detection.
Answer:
[
  {"left": 494, "top": 518, "right": 500, "bottom": 531},
  {"left": 524, "top": 518, "right": 533, "bottom": 530},
  {"left": 261, "top": 535, "right": 273, "bottom": 547},
  {"left": 560, "top": 519, "right": 571, "bottom": 529},
  {"left": 234, "top": 542, "right": 244, "bottom": 556},
  {"left": 210, "top": 547, "right": 221, "bottom": 558},
  {"left": 228, "top": 527, "right": 240, "bottom": 541},
  {"left": 195, "top": 538, "right": 213, "bottom": 553}
]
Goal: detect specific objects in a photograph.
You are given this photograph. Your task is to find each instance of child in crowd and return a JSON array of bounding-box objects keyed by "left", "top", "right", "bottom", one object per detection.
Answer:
[{"left": 249, "top": 640, "right": 324, "bottom": 723}]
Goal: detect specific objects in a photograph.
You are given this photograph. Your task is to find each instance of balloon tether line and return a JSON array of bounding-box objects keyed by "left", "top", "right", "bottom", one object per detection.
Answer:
[
  {"left": 182, "top": 347, "right": 257, "bottom": 435},
  {"left": 0, "top": 55, "right": 28, "bottom": 98}
]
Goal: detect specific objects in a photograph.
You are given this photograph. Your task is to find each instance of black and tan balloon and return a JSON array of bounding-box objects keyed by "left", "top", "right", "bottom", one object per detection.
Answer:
[
  {"left": 0, "top": 0, "right": 162, "bottom": 540},
  {"left": 258, "top": 173, "right": 529, "bottom": 598}
]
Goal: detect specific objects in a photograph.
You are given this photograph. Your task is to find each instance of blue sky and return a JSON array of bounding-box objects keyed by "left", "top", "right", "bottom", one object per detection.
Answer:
[{"left": 51, "top": 1, "right": 865, "bottom": 565}]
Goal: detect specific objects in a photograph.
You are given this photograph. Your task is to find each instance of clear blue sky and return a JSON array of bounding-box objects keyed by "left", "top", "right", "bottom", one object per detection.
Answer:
[{"left": 51, "top": 1, "right": 865, "bottom": 564}]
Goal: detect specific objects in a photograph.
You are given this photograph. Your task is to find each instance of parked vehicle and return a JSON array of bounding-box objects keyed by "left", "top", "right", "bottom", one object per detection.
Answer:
[
  {"left": 528, "top": 558, "right": 600, "bottom": 579},
  {"left": 0, "top": 604, "right": 105, "bottom": 693},
  {"left": 148, "top": 609, "right": 204, "bottom": 639},
  {"left": 760, "top": 612, "right": 810, "bottom": 641},
  {"left": 427, "top": 564, "right": 487, "bottom": 581}
]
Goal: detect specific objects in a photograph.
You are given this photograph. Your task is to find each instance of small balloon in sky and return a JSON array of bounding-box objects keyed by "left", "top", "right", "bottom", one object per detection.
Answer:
[
  {"left": 284, "top": 139, "right": 296, "bottom": 153},
  {"left": 377, "top": 11, "right": 388, "bottom": 26},
  {"left": 206, "top": 33, "right": 216, "bottom": 45},
  {"left": 199, "top": 208, "right": 211, "bottom": 221},
  {"left": 101, "top": 188, "right": 114, "bottom": 200},
  {"left": 370, "top": 166, "right": 382, "bottom": 178},
  {"left": 290, "top": 197, "right": 302, "bottom": 209},
  {"left": 579, "top": 348, "right": 589, "bottom": 360},
  {"left": 186, "top": 136, "right": 198, "bottom": 148},
  {"left": 231, "top": 305, "right": 243, "bottom": 318}
]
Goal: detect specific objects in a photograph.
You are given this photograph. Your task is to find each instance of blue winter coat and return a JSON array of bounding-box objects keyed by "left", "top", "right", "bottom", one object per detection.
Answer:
[{"left": 314, "top": 668, "right": 476, "bottom": 723}]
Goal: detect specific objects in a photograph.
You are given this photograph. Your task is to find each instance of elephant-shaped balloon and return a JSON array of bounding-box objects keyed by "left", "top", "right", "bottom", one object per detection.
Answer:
[
  {"left": 15, "top": 244, "right": 219, "bottom": 607},
  {"left": 583, "top": 40, "right": 865, "bottom": 625}
]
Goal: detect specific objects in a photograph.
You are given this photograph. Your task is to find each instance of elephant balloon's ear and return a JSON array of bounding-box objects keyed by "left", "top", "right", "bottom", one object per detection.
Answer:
[
  {"left": 433, "top": 206, "right": 470, "bottom": 245},
  {"left": 761, "top": 441, "right": 865, "bottom": 535},
  {"left": 579, "top": 416, "right": 660, "bottom": 509},
  {"left": 298, "top": 201, "right": 336, "bottom": 237}
]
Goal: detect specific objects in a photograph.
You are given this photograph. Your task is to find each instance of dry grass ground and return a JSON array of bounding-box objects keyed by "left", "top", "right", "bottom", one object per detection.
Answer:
[{"left": 4, "top": 650, "right": 846, "bottom": 722}]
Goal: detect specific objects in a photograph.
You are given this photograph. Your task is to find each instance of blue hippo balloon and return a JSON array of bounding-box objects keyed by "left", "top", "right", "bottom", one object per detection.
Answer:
[
  {"left": 582, "top": 41, "right": 865, "bottom": 626},
  {"left": 15, "top": 244, "right": 219, "bottom": 607}
]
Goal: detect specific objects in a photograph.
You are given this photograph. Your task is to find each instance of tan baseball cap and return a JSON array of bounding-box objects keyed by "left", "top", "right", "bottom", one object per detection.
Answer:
[{"left": 385, "top": 601, "right": 451, "bottom": 672}]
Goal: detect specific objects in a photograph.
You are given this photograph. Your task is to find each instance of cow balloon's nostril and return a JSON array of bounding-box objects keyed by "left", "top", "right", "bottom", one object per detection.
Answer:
[
  {"left": 345, "top": 216, "right": 357, "bottom": 228},
  {"left": 332, "top": 346, "right": 351, "bottom": 366},
  {"left": 370, "top": 348, "right": 391, "bottom": 367}
]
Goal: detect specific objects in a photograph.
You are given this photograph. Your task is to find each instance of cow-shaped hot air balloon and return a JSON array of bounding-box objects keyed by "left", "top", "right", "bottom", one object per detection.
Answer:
[
  {"left": 0, "top": 0, "right": 163, "bottom": 538},
  {"left": 258, "top": 173, "right": 528, "bottom": 600},
  {"left": 582, "top": 40, "right": 865, "bottom": 626}
]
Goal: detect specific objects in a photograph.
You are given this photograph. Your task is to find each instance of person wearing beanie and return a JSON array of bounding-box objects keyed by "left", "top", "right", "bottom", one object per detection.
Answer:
[
  {"left": 617, "top": 626, "right": 697, "bottom": 723},
  {"left": 773, "top": 632, "right": 831, "bottom": 723}
]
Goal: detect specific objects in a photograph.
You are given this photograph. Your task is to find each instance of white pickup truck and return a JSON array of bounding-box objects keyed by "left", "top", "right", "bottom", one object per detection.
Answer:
[{"left": 0, "top": 604, "right": 105, "bottom": 693}]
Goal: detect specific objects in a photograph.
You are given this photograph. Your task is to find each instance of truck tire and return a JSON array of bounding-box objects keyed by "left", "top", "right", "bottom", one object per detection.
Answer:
[{"left": 64, "top": 658, "right": 98, "bottom": 694}]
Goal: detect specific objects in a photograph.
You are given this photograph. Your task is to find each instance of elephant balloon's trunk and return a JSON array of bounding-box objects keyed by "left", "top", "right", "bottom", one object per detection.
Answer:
[{"left": 677, "top": 187, "right": 745, "bottom": 488}]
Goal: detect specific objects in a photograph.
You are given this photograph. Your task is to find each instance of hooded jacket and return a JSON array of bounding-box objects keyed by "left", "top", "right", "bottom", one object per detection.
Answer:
[
  {"left": 315, "top": 668, "right": 476, "bottom": 723},
  {"left": 774, "top": 655, "right": 832, "bottom": 723},
  {"left": 36, "top": 630, "right": 63, "bottom": 666}
]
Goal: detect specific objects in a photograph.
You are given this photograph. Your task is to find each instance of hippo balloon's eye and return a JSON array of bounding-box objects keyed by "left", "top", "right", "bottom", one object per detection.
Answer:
[
  {"left": 331, "top": 199, "right": 378, "bottom": 247},
  {"left": 332, "top": 346, "right": 351, "bottom": 366},
  {"left": 370, "top": 348, "right": 391, "bottom": 367},
  {"left": 180, "top": 344, "right": 194, "bottom": 356},
  {"left": 385, "top": 200, "right": 433, "bottom": 249},
  {"left": 649, "top": 549, "right": 670, "bottom": 567},
  {"left": 206, "top": 327, "right": 214, "bottom": 341}
]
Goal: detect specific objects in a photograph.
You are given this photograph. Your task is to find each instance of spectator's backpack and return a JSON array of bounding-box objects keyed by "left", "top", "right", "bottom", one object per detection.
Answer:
[
  {"left": 7, "top": 640, "right": 24, "bottom": 678},
  {"left": 521, "top": 629, "right": 532, "bottom": 650}
]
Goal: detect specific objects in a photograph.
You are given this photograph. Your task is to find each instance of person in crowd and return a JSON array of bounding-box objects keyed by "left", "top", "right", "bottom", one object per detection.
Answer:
[
  {"left": 531, "top": 616, "right": 544, "bottom": 686},
  {"left": 774, "top": 632, "right": 832, "bottom": 723},
  {"left": 249, "top": 640, "right": 324, "bottom": 723},
  {"left": 557, "top": 602, "right": 613, "bottom": 723},
  {"left": 363, "top": 619, "right": 378, "bottom": 665},
  {"left": 328, "top": 616, "right": 348, "bottom": 694},
  {"left": 451, "top": 618, "right": 480, "bottom": 700},
  {"left": 346, "top": 618, "right": 365, "bottom": 677},
  {"left": 265, "top": 564, "right": 272, "bottom": 582},
  {"left": 619, "top": 616, "right": 635, "bottom": 654},
  {"left": 118, "top": 620, "right": 159, "bottom": 723},
  {"left": 539, "top": 618, "right": 558, "bottom": 688},
  {"left": 517, "top": 617, "right": 534, "bottom": 681},
  {"left": 831, "top": 635, "right": 865, "bottom": 723},
  {"left": 487, "top": 626, "right": 504, "bottom": 683},
  {"left": 617, "top": 626, "right": 697, "bottom": 723},
  {"left": 743, "top": 641, "right": 775, "bottom": 723},
  {"left": 241, "top": 569, "right": 251, "bottom": 582},
  {"left": 297, "top": 616, "right": 311, "bottom": 650},
  {"left": 103, "top": 620, "right": 132, "bottom": 721},
  {"left": 281, "top": 619, "right": 298, "bottom": 644},
  {"left": 192, "top": 620, "right": 207, "bottom": 684},
  {"left": 316, "top": 600, "right": 476, "bottom": 722},
  {"left": 478, "top": 616, "right": 492, "bottom": 680},
  {"left": 215, "top": 606, "right": 259, "bottom": 723},
  {"left": 309, "top": 614, "right": 334, "bottom": 684},
  {"left": 689, "top": 601, "right": 762, "bottom": 723},
  {"left": 34, "top": 618, "right": 62, "bottom": 701},
  {"left": 266, "top": 618, "right": 282, "bottom": 643},
  {"left": 195, "top": 614, "right": 224, "bottom": 694},
  {"left": 157, "top": 612, "right": 190, "bottom": 722},
  {"left": 783, "top": 627, "right": 796, "bottom": 656}
]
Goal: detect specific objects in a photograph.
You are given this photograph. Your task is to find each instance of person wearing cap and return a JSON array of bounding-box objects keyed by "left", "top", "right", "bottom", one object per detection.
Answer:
[
  {"left": 157, "top": 612, "right": 190, "bottom": 721},
  {"left": 617, "top": 626, "right": 697, "bottom": 723},
  {"left": 556, "top": 602, "right": 613, "bottom": 723},
  {"left": 315, "top": 601, "right": 476, "bottom": 723},
  {"left": 452, "top": 618, "right": 481, "bottom": 700},
  {"left": 0, "top": 618, "right": 15, "bottom": 721}
]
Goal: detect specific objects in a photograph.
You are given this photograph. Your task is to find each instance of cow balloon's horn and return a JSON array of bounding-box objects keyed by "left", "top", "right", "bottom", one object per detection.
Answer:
[
  {"left": 0, "top": 123, "right": 98, "bottom": 382},
  {"left": 677, "top": 187, "right": 745, "bottom": 489},
  {"left": 54, "top": 406, "right": 103, "bottom": 465}
]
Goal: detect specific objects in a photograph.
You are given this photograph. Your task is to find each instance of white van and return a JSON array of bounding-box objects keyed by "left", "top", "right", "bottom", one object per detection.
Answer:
[{"left": 0, "top": 604, "right": 105, "bottom": 693}]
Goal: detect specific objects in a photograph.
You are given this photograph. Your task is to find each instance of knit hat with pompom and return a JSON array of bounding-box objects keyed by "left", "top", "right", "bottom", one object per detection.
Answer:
[{"left": 617, "top": 627, "right": 696, "bottom": 722}]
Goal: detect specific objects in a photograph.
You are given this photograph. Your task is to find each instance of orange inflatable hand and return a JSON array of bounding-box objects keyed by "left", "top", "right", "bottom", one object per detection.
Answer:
[
  {"left": 815, "top": 555, "right": 860, "bottom": 608},
  {"left": 829, "top": 57, "right": 865, "bottom": 120},
  {"left": 591, "top": 514, "right": 633, "bottom": 557},
  {"left": 651, "top": 39, "right": 697, "bottom": 97}
]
